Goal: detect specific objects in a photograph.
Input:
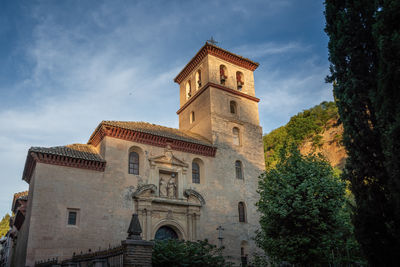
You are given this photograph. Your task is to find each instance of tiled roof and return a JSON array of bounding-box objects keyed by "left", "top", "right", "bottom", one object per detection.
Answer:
[
  {"left": 13, "top": 191, "right": 28, "bottom": 203},
  {"left": 12, "top": 191, "right": 28, "bottom": 213},
  {"left": 99, "top": 121, "right": 212, "bottom": 146},
  {"left": 23, "top": 144, "right": 106, "bottom": 183},
  {"left": 29, "top": 144, "right": 105, "bottom": 162},
  {"left": 206, "top": 42, "right": 259, "bottom": 66},
  {"left": 174, "top": 42, "right": 259, "bottom": 84}
]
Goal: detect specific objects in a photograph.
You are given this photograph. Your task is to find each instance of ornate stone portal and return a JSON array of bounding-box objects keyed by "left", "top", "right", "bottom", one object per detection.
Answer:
[{"left": 133, "top": 146, "right": 204, "bottom": 241}]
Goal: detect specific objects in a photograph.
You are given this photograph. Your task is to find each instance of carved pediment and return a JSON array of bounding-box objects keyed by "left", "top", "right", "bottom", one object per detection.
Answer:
[
  {"left": 149, "top": 146, "right": 188, "bottom": 168},
  {"left": 132, "top": 184, "right": 157, "bottom": 198},
  {"left": 184, "top": 189, "right": 206, "bottom": 206}
]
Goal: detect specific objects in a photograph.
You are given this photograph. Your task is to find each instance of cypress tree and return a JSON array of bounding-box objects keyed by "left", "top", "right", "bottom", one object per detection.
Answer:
[{"left": 325, "top": 0, "right": 400, "bottom": 265}]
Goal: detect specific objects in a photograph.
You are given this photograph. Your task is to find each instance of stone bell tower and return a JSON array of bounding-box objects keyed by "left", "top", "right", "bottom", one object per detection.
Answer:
[
  {"left": 174, "top": 42, "right": 262, "bottom": 146},
  {"left": 174, "top": 43, "right": 265, "bottom": 260}
]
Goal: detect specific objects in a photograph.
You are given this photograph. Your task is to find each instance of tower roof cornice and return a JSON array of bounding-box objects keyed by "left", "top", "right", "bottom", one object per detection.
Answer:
[{"left": 174, "top": 42, "right": 259, "bottom": 84}]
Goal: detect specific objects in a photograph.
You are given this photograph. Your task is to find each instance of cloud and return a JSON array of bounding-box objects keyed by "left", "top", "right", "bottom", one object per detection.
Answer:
[
  {"left": 256, "top": 56, "right": 333, "bottom": 133},
  {"left": 0, "top": 0, "right": 331, "bottom": 215},
  {"left": 0, "top": 3, "right": 185, "bottom": 215},
  {"left": 227, "top": 0, "right": 292, "bottom": 17},
  {"left": 234, "top": 41, "right": 309, "bottom": 58}
]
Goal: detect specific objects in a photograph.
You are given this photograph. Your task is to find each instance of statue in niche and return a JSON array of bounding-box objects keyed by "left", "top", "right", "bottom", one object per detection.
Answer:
[
  {"left": 159, "top": 177, "right": 167, "bottom": 197},
  {"left": 167, "top": 176, "right": 177, "bottom": 198}
]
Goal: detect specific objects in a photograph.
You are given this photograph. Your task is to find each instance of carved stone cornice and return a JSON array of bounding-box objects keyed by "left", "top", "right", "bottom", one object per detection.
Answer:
[
  {"left": 151, "top": 197, "right": 202, "bottom": 207},
  {"left": 89, "top": 124, "right": 216, "bottom": 157},
  {"left": 176, "top": 82, "right": 260, "bottom": 115},
  {"left": 149, "top": 146, "right": 189, "bottom": 169}
]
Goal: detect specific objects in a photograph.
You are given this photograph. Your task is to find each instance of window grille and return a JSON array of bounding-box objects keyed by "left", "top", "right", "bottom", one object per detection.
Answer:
[
  {"left": 192, "top": 162, "right": 200, "bottom": 183},
  {"left": 68, "top": 211, "right": 77, "bottom": 225},
  {"left": 129, "top": 152, "right": 139, "bottom": 175}
]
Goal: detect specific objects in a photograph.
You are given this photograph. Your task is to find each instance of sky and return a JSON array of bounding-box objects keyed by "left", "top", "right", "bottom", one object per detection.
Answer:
[{"left": 0, "top": 0, "right": 332, "bottom": 216}]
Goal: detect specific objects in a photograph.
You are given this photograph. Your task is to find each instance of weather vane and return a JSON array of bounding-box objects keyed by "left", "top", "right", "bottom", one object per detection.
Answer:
[{"left": 207, "top": 36, "right": 218, "bottom": 45}]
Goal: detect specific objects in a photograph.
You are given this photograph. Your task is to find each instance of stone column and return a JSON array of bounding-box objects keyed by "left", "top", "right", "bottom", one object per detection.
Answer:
[
  {"left": 194, "top": 213, "right": 199, "bottom": 240},
  {"left": 146, "top": 209, "right": 152, "bottom": 240},
  {"left": 140, "top": 208, "right": 146, "bottom": 238},
  {"left": 177, "top": 170, "right": 184, "bottom": 199},
  {"left": 187, "top": 212, "right": 193, "bottom": 241}
]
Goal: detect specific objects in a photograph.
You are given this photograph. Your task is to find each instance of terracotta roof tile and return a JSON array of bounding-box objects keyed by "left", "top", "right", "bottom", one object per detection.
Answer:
[
  {"left": 13, "top": 191, "right": 28, "bottom": 203},
  {"left": 29, "top": 144, "right": 105, "bottom": 162},
  {"left": 12, "top": 191, "right": 28, "bottom": 213},
  {"left": 100, "top": 121, "right": 212, "bottom": 146},
  {"left": 207, "top": 42, "right": 259, "bottom": 66},
  {"left": 174, "top": 42, "right": 259, "bottom": 84}
]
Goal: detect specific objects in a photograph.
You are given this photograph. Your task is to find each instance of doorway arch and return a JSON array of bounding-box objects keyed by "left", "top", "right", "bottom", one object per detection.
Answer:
[
  {"left": 154, "top": 226, "right": 179, "bottom": 240},
  {"left": 153, "top": 220, "right": 186, "bottom": 240}
]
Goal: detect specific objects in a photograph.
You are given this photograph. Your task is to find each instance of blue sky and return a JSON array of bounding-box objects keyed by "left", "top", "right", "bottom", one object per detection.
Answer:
[{"left": 0, "top": 0, "right": 332, "bottom": 216}]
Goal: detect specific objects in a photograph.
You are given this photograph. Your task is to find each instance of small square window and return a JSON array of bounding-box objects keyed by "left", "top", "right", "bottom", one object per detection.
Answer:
[{"left": 67, "top": 209, "right": 79, "bottom": 226}]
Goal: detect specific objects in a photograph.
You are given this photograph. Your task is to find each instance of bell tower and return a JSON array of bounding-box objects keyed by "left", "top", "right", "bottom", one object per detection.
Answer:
[
  {"left": 174, "top": 42, "right": 261, "bottom": 145},
  {"left": 174, "top": 43, "right": 265, "bottom": 261}
]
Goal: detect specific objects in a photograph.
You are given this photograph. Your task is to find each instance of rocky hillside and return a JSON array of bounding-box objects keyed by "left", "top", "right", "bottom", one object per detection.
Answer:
[
  {"left": 263, "top": 101, "right": 346, "bottom": 170},
  {"left": 299, "top": 119, "right": 346, "bottom": 169}
]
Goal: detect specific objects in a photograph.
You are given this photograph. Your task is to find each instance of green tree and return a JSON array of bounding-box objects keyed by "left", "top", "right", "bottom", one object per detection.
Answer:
[
  {"left": 256, "top": 148, "right": 360, "bottom": 266},
  {"left": 152, "top": 239, "right": 231, "bottom": 267},
  {"left": 0, "top": 213, "right": 11, "bottom": 238},
  {"left": 325, "top": 0, "right": 400, "bottom": 264}
]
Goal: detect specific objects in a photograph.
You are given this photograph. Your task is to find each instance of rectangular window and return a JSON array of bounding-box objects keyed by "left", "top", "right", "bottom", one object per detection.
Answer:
[{"left": 67, "top": 209, "right": 79, "bottom": 226}]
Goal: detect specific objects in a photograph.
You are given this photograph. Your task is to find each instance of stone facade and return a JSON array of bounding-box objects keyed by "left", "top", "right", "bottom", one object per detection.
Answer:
[{"left": 13, "top": 43, "right": 265, "bottom": 266}]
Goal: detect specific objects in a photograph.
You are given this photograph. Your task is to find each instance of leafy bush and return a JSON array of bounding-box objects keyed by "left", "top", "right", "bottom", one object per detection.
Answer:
[
  {"left": 152, "top": 239, "right": 232, "bottom": 267},
  {"left": 256, "top": 147, "right": 364, "bottom": 266}
]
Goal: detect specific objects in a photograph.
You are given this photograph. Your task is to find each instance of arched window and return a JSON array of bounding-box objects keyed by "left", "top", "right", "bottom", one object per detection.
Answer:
[
  {"left": 233, "top": 127, "right": 240, "bottom": 145},
  {"left": 186, "top": 81, "right": 192, "bottom": 99},
  {"left": 192, "top": 162, "right": 200, "bottom": 184},
  {"left": 190, "top": 111, "right": 195, "bottom": 124},
  {"left": 238, "top": 202, "right": 246, "bottom": 222},
  {"left": 235, "top": 160, "right": 243, "bottom": 179},
  {"left": 196, "top": 70, "right": 202, "bottom": 89},
  {"left": 220, "top": 65, "right": 227, "bottom": 85},
  {"left": 129, "top": 152, "right": 139, "bottom": 175},
  {"left": 236, "top": 71, "right": 244, "bottom": 90},
  {"left": 230, "top": 101, "right": 237, "bottom": 114}
]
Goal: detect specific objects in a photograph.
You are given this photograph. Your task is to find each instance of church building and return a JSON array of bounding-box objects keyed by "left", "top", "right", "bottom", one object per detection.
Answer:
[{"left": 12, "top": 42, "right": 265, "bottom": 266}]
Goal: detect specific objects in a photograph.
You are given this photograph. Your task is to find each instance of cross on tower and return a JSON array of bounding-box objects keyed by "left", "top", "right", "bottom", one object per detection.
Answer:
[{"left": 207, "top": 36, "right": 218, "bottom": 45}]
